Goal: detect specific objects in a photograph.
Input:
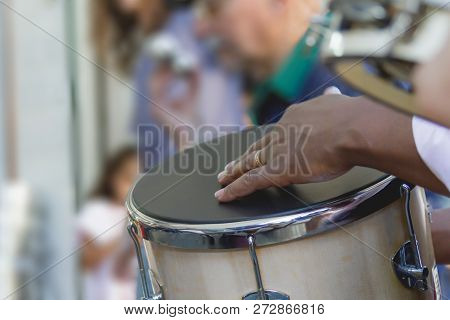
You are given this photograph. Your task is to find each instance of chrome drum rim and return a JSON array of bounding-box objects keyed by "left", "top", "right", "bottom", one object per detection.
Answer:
[{"left": 126, "top": 175, "right": 404, "bottom": 249}]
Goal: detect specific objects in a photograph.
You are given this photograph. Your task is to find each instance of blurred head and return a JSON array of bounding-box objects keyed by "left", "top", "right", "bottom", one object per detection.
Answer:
[
  {"left": 198, "top": 0, "right": 321, "bottom": 78},
  {"left": 135, "top": 0, "right": 170, "bottom": 33},
  {"left": 91, "top": 147, "right": 138, "bottom": 205},
  {"left": 92, "top": 0, "right": 169, "bottom": 72},
  {"left": 116, "top": 0, "right": 141, "bottom": 14}
]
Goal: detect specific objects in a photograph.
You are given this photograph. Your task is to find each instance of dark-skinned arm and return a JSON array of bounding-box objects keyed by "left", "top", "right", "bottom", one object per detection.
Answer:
[{"left": 342, "top": 97, "right": 448, "bottom": 196}]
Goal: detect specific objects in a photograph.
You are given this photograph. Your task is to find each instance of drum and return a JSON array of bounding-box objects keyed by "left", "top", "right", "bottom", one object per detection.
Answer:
[{"left": 127, "top": 127, "right": 439, "bottom": 300}]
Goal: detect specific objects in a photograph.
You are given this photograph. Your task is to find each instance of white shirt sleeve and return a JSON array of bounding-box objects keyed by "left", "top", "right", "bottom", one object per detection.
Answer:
[{"left": 412, "top": 116, "right": 450, "bottom": 192}]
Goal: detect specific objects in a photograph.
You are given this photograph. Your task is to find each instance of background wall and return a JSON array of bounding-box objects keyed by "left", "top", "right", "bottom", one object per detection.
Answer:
[
  {"left": 71, "top": 0, "right": 135, "bottom": 203},
  {"left": 2, "top": 0, "right": 76, "bottom": 299},
  {"left": 0, "top": 0, "right": 137, "bottom": 299},
  {"left": 0, "top": 3, "right": 4, "bottom": 185}
]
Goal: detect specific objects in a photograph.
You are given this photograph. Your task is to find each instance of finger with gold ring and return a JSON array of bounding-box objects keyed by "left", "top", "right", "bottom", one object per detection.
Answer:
[{"left": 254, "top": 150, "right": 264, "bottom": 168}]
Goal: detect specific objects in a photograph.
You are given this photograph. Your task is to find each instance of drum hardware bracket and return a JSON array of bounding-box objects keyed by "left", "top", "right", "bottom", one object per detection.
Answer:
[
  {"left": 242, "top": 235, "right": 290, "bottom": 300},
  {"left": 128, "top": 222, "right": 164, "bottom": 300},
  {"left": 391, "top": 184, "right": 428, "bottom": 292}
]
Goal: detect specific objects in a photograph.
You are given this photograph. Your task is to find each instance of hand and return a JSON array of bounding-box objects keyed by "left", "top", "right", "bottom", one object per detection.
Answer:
[
  {"left": 215, "top": 94, "right": 362, "bottom": 202},
  {"left": 215, "top": 94, "right": 449, "bottom": 202},
  {"left": 149, "top": 67, "right": 200, "bottom": 150}
]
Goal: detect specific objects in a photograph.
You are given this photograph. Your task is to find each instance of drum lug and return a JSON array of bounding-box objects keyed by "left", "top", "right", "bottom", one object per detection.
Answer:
[
  {"left": 127, "top": 222, "right": 164, "bottom": 300},
  {"left": 391, "top": 184, "right": 428, "bottom": 292},
  {"left": 392, "top": 241, "right": 429, "bottom": 291},
  {"left": 242, "top": 235, "right": 290, "bottom": 300}
]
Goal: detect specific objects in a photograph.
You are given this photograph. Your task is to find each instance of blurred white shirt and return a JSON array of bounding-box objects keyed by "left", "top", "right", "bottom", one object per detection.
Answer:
[
  {"left": 412, "top": 116, "right": 450, "bottom": 192},
  {"left": 77, "top": 199, "right": 136, "bottom": 300}
]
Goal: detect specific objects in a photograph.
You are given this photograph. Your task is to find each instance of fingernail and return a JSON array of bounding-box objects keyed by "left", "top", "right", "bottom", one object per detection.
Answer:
[
  {"left": 324, "top": 86, "right": 341, "bottom": 95},
  {"left": 224, "top": 161, "right": 234, "bottom": 172},
  {"left": 214, "top": 189, "right": 224, "bottom": 199},
  {"left": 217, "top": 171, "right": 226, "bottom": 180}
]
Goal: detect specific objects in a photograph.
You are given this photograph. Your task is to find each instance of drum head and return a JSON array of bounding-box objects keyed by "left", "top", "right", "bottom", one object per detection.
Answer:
[{"left": 129, "top": 126, "right": 390, "bottom": 225}]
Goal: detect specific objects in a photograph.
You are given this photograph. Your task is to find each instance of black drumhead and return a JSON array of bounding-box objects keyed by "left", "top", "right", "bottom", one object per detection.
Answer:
[{"left": 130, "top": 126, "right": 389, "bottom": 224}]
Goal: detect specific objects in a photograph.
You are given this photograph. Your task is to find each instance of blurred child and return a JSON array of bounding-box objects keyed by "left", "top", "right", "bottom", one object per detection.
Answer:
[{"left": 77, "top": 147, "right": 138, "bottom": 300}]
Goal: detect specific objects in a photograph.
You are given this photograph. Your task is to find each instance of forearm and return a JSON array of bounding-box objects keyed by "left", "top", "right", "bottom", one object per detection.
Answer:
[{"left": 342, "top": 97, "right": 449, "bottom": 196}]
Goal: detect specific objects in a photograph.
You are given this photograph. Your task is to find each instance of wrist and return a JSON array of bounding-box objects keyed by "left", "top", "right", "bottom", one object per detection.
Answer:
[{"left": 335, "top": 96, "right": 374, "bottom": 168}]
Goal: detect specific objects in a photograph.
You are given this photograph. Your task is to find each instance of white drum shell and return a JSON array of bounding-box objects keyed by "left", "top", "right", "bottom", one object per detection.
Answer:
[{"left": 143, "top": 187, "right": 437, "bottom": 299}]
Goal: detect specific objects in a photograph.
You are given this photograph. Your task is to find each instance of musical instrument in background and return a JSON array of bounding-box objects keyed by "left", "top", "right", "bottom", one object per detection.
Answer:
[{"left": 320, "top": 0, "right": 450, "bottom": 118}]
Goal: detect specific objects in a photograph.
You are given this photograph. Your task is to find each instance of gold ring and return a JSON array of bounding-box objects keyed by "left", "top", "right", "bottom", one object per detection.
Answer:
[{"left": 254, "top": 150, "right": 264, "bottom": 167}]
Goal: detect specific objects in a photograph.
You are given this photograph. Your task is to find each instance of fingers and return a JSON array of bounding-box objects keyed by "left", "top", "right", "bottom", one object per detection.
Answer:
[
  {"left": 215, "top": 166, "right": 287, "bottom": 202},
  {"left": 233, "top": 131, "right": 273, "bottom": 163},
  {"left": 217, "top": 131, "right": 276, "bottom": 185},
  {"left": 218, "top": 147, "right": 271, "bottom": 185},
  {"left": 247, "top": 131, "right": 275, "bottom": 152},
  {"left": 239, "top": 128, "right": 280, "bottom": 160}
]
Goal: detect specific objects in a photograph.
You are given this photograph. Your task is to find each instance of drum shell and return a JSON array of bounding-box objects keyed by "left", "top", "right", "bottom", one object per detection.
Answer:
[{"left": 143, "top": 187, "right": 437, "bottom": 299}]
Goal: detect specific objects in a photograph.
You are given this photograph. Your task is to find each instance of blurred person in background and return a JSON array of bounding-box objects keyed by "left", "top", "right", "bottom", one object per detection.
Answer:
[
  {"left": 92, "top": 0, "right": 245, "bottom": 170},
  {"left": 92, "top": 0, "right": 169, "bottom": 72},
  {"left": 77, "top": 147, "right": 138, "bottom": 300},
  {"left": 129, "top": 0, "right": 200, "bottom": 167},
  {"left": 134, "top": 0, "right": 245, "bottom": 169},
  {"left": 198, "top": 0, "right": 358, "bottom": 125},
  {"left": 91, "top": 0, "right": 174, "bottom": 169}
]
